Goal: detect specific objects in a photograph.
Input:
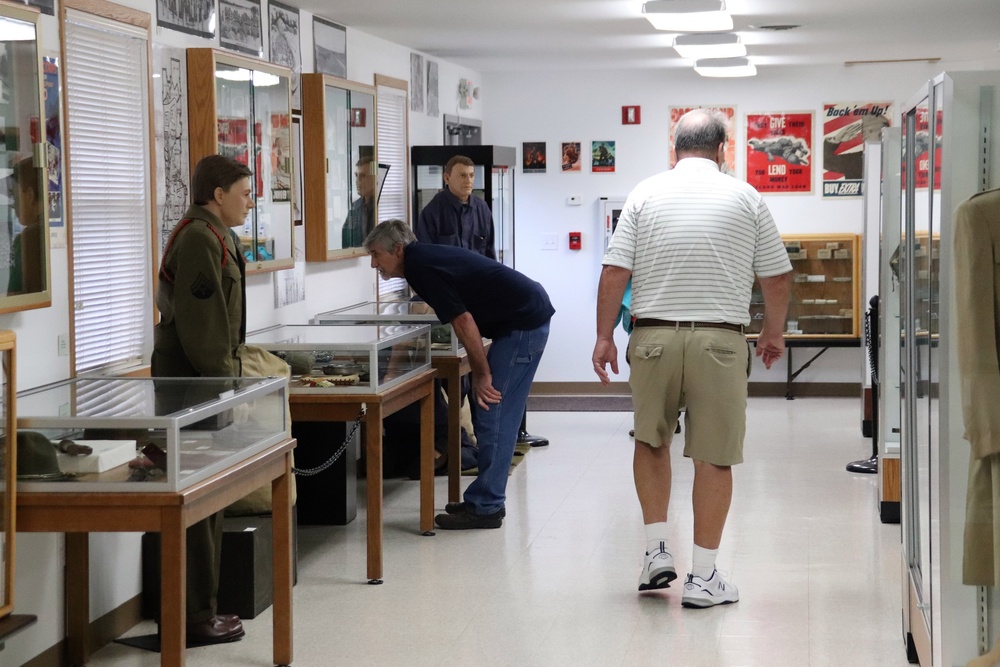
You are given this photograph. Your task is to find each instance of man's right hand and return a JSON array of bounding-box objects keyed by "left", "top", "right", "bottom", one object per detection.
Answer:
[
  {"left": 472, "top": 372, "right": 502, "bottom": 410},
  {"left": 755, "top": 330, "right": 785, "bottom": 369}
]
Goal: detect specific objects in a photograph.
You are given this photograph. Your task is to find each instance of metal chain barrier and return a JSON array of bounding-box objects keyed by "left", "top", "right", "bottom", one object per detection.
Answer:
[{"left": 292, "top": 406, "right": 366, "bottom": 477}]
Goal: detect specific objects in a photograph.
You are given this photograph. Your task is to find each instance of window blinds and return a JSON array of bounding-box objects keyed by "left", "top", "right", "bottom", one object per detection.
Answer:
[
  {"left": 64, "top": 11, "right": 153, "bottom": 373},
  {"left": 376, "top": 82, "right": 408, "bottom": 296}
]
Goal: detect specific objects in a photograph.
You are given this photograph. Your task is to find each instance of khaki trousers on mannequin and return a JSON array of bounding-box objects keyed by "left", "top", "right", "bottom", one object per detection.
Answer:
[{"left": 186, "top": 512, "right": 224, "bottom": 622}]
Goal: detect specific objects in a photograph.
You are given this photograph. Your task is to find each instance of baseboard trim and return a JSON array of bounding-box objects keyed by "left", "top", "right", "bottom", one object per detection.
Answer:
[
  {"left": 530, "top": 381, "right": 861, "bottom": 399},
  {"left": 22, "top": 594, "right": 143, "bottom": 667}
]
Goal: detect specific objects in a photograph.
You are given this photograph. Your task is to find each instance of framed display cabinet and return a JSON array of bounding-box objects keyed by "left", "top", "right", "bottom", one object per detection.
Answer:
[
  {"left": 301, "top": 73, "right": 378, "bottom": 261},
  {"left": 0, "top": 5, "right": 50, "bottom": 314},
  {"left": 0, "top": 331, "right": 15, "bottom": 619},
  {"left": 186, "top": 48, "right": 294, "bottom": 273},
  {"left": 747, "top": 234, "right": 861, "bottom": 338},
  {"left": 410, "top": 145, "right": 516, "bottom": 268},
  {"left": 313, "top": 300, "right": 471, "bottom": 356},
  {"left": 16, "top": 376, "right": 287, "bottom": 493}
]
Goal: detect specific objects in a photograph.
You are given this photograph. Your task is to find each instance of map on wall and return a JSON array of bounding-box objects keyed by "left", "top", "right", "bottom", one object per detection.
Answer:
[{"left": 152, "top": 45, "right": 190, "bottom": 251}]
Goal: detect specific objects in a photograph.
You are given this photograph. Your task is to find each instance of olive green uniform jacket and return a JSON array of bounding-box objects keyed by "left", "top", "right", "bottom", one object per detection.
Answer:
[
  {"left": 954, "top": 188, "right": 1000, "bottom": 587},
  {"left": 152, "top": 204, "right": 246, "bottom": 378}
]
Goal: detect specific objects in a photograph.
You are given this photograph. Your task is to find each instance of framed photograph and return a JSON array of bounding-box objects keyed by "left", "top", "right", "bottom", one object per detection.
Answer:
[
  {"left": 522, "top": 142, "right": 546, "bottom": 173},
  {"left": 409, "top": 53, "right": 424, "bottom": 113},
  {"left": 219, "top": 0, "right": 262, "bottom": 58},
  {"left": 13, "top": 0, "right": 53, "bottom": 16},
  {"left": 745, "top": 111, "right": 813, "bottom": 194},
  {"left": 268, "top": 0, "right": 301, "bottom": 111},
  {"left": 313, "top": 16, "right": 346, "bottom": 78},
  {"left": 156, "top": 0, "right": 216, "bottom": 39}
]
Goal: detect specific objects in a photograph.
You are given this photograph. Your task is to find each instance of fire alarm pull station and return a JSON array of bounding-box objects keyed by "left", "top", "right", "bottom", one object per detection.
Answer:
[{"left": 569, "top": 232, "right": 582, "bottom": 250}]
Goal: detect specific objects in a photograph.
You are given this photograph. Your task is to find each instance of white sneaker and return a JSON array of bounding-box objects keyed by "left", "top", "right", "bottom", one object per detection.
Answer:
[
  {"left": 681, "top": 569, "right": 739, "bottom": 608},
  {"left": 638, "top": 541, "right": 677, "bottom": 591}
]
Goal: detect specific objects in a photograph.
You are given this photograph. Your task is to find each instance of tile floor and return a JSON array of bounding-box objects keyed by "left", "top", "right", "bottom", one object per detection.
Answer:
[{"left": 87, "top": 397, "right": 912, "bottom": 666}]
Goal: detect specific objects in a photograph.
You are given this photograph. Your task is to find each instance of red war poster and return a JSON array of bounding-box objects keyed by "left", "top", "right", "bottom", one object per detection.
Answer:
[
  {"left": 913, "top": 106, "right": 942, "bottom": 190},
  {"left": 821, "top": 101, "right": 892, "bottom": 197},
  {"left": 745, "top": 112, "right": 813, "bottom": 194},
  {"left": 670, "top": 106, "right": 736, "bottom": 176}
]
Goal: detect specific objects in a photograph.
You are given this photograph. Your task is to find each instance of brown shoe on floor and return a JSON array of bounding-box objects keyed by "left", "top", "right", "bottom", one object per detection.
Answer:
[{"left": 186, "top": 614, "right": 245, "bottom": 646}]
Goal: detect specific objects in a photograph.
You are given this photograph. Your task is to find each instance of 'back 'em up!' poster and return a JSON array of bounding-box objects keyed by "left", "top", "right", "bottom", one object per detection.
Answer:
[{"left": 822, "top": 101, "right": 893, "bottom": 198}]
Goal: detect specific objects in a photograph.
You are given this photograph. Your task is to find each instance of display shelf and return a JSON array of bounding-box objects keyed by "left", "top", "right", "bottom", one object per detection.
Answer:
[
  {"left": 246, "top": 324, "right": 432, "bottom": 394},
  {"left": 301, "top": 73, "right": 378, "bottom": 261},
  {"left": 312, "top": 300, "right": 467, "bottom": 356},
  {"left": 748, "top": 233, "right": 862, "bottom": 339},
  {"left": 15, "top": 376, "right": 287, "bottom": 493},
  {"left": 186, "top": 48, "right": 294, "bottom": 274}
]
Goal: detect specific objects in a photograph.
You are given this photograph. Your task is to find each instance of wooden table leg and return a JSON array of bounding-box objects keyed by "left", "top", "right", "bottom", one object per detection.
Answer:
[
  {"left": 446, "top": 372, "right": 461, "bottom": 503},
  {"left": 366, "top": 405, "right": 384, "bottom": 584},
  {"left": 272, "top": 453, "right": 294, "bottom": 666},
  {"left": 420, "top": 389, "right": 435, "bottom": 535},
  {"left": 65, "top": 533, "right": 90, "bottom": 666},
  {"left": 161, "top": 508, "right": 186, "bottom": 666}
]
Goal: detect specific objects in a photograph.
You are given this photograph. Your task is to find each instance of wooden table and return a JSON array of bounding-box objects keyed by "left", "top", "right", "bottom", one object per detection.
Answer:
[
  {"left": 431, "top": 346, "right": 489, "bottom": 504},
  {"left": 289, "top": 368, "right": 436, "bottom": 584},
  {"left": 16, "top": 438, "right": 296, "bottom": 667}
]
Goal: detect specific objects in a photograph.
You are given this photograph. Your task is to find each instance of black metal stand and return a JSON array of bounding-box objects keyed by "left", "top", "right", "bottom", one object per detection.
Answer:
[{"left": 847, "top": 296, "right": 879, "bottom": 474}]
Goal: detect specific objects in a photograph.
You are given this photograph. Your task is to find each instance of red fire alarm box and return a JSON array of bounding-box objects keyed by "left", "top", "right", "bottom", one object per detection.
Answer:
[
  {"left": 622, "top": 106, "right": 641, "bottom": 125},
  {"left": 569, "top": 232, "right": 582, "bottom": 250}
]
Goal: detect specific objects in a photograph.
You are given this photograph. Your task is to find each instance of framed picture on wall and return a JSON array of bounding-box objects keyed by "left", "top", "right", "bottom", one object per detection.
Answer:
[
  {"left": 313, "top": 16, "right": 347, "bottom": 78},
  {"left": 156, "top": 0, "right": 216, "bottom": 39},
  {"left": 219, "top": 0, "right": 263, "bottom": 58},
  {"left": 268, "top": 0, "right": 301, "bottom": 111}
]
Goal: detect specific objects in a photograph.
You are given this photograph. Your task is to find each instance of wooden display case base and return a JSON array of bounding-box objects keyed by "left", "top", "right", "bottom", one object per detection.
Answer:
[{"left": 880, "top": 456, "right": 901, "bottom": 524}]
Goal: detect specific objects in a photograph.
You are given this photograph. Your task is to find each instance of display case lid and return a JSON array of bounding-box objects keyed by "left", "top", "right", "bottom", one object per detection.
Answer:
[
  {"left": 313, "top": 300, "right": 439, "bottom": 323},
  {"left": 247, "top": 323, "right": 430, "bottom": 348},
  {"left": 16, "top": 376, "right": 286, "bottom": 429}
]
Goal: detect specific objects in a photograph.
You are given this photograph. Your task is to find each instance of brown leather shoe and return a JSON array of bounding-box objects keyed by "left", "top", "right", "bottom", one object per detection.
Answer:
[{"left": 186, "top": 614, "right": 245, "bottom": 646}]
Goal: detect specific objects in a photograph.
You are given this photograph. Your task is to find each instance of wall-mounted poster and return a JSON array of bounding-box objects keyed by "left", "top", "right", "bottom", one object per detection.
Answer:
[
  {"left": 522, "top": 142, "right": 546, "bottom": 173},
  {"left": 270, "top": 113, "right": 291, "bottom": 201},
  {"left": 268, "top": 1, "right": 300, "bottom": 111},
  {"left": 220, "top": 0, "right": 262, "bottom": 58},
  {"left": 409, "top": 53, "right": 424, "bottom": 113},
  {"left": 156, "top": 0, "right": 216, "bottom": 39},
  {"left": 822, "top": 101, "right": 893, "bottom": 198},
  {"left": 426, "top": 61, "right": 439, "bottom": 117},
  {"left": 906, "top": 106, "right": 942, "bottom": 190},
  {"left": 745, "top": 112, "right": 813, "bottom": 194},
  {"left": 41, "top": 57, "right": 62, "bottom": 232},
  {"left": 152, "top": 45, "right": 190, "bottom": 250},
  {"left": 313, "top": 17, "right": 347, "bottom": 78},
  {"left": 592, "top": 141, "right": 615, "bottom": 172},
  {"left": 670, "top": 105, "right": 736, "bottom": 175},
  {"left": 561, "top": 142, "right": 581, "bottom": 172}
]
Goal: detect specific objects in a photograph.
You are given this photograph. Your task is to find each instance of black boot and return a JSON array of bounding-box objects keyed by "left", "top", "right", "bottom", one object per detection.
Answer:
[{"left": 517, "top": 429, "right": 549, "bottom": 447}]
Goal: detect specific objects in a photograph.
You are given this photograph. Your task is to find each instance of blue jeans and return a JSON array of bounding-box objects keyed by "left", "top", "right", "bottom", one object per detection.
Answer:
[{"left": 464, "top": 322, "right": 550, "bottom": 515}]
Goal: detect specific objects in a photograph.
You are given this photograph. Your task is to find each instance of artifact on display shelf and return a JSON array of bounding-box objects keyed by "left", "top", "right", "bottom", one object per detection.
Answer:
[
  {"left": 747, "top": 234, "right": 861, "bottom": 338},
  {"left": 15, "top": 376, "right": 287, "bottom": 493},
  {"left": 312, "top": 300, "right": 474, "bottom": 356},
  {"left": 186, "top": 48, "right": 294, "bottom": 273},
  {"left": 246, "top": 323, "right": 432, "bottom": 394}
]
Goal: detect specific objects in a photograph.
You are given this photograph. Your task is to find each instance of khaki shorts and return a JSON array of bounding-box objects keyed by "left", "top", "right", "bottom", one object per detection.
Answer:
[{"left": 628, "top": 326, "right": 752, "bottom": 466}]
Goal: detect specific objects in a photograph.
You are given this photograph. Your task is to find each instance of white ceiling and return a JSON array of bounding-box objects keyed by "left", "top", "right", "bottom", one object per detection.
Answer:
[{"left": 284, "top": 0, "right": 1000, "bottom": 73}]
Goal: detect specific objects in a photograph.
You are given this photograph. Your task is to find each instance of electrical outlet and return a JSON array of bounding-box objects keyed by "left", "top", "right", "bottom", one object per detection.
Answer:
[
  {"left": 57, "top": 334, "right": 69, "bottom": 357},
  {"left": 541, "top": 233, "right": 558, "bottom": 250}
]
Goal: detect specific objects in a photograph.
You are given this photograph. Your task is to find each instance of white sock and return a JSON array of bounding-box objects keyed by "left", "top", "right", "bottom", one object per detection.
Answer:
[
  {"left": 644, "top": 522, "right": 669, "bottom": 554},
  {"left": 691, "top": 544, "right": 718, "bottom": 579}
]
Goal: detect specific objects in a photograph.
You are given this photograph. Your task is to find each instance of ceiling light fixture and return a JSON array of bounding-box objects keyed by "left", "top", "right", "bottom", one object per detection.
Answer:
[
  {"left": 694, "top": 57, "right": 757, "bottom": 77},
  {"left": 642, "top": 0, "right": 733, "bottom": 32},
  {"left": 673, "top": 32, "right": 746, "bottom": 59}
]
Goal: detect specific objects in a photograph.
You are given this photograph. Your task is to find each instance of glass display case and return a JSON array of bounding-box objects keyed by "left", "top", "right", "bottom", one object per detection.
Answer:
[
  {"left": 0, "top": 6, "right": 50, "bottom": 314},
  {"left": 246, "top": 324, "right": 432, "bottom": 394},
  {"left": 186, "top": 48, "right": 294, "bottom": 273},
  {"left": 312, "top": 300, "right": 467, "bottom": 356},
  {"left": 301, "top": 73, "right": 379, "bottom": 261},
  {"left": 410, "top": 145, "right": 516, "bottom": 268},
  {"left": 15, "top": 376, "right": 287, "bottom": 493},
  {"left": 0, "top": 331, "right": 15, "bottom": 620},
  {"left": 747, "top": 234, "right": 861, "bottom": 338}
]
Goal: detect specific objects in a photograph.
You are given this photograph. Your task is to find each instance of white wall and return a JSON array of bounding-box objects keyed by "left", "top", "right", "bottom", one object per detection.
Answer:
[
  {"left": 482, "top": 62, "right": 948, "bottom": 386},
  {"left": 5, "top": 2, "right": 482, "bottom": 664}
]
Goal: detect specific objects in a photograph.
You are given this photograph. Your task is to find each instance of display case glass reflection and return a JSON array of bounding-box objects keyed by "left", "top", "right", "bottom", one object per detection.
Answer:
[
  {"left": 301, "top": 73, "right": 377, "bottom": 261},
  {"left": 0, "top": 331, "right": 15, "bottom": 619},
  {"left": 0, "top": 9, "right": 50, "bottom": 314},
  {"left": 187, "top": 48, "right": 293, "bottom": 273}
]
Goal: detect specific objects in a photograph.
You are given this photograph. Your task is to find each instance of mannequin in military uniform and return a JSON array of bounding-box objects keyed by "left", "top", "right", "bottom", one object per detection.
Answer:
[{"left": 150, "top": 155, "right": 253, "bottom": 645}]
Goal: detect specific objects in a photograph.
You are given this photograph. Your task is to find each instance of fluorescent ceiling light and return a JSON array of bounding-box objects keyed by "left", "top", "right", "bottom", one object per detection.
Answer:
[
  {"left": 642, "top": 0, "right": 733, "bottom": 32},
  {"left": 694, "top": 57, "right": 757, "bottom": 77},
  {"left": 673, "top": 33, "right": 746, "bottom": 59}
]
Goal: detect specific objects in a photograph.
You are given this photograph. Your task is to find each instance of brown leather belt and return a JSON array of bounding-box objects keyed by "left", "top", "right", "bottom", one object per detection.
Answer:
[{"left": 633, "top": 318, "right": 745, "bottom": 334}]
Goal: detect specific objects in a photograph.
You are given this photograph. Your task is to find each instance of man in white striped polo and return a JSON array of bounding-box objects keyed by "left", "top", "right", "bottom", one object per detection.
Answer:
[{"left": 592, "top": 108, "right": 792, "bottom": 608}]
